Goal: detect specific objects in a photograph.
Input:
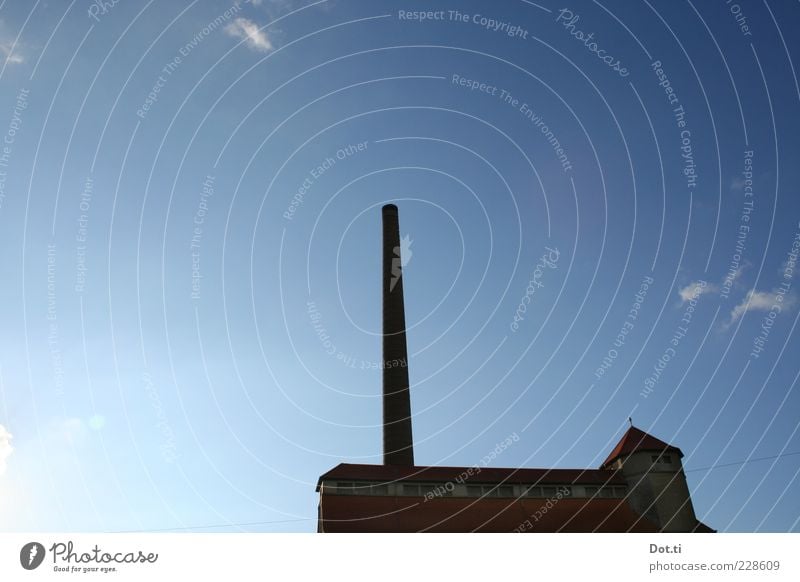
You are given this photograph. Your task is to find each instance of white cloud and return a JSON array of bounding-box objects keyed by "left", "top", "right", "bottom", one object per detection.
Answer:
[
  {"left": 729, "top": 289, "right": 797, "bottom": 324},
  {"left": 731, "top": 264, "right": 747, "bottom": 284},
  {"left": 0, "top": 424, "right": 13, "bottom": 475},
  {"left": 224, "top": 17, "right": 272, "bottom": 52},
  {"left": 719, "top": 260, "right": 755, "bottom": 301},
  {"left": 0, "top": 42, "right": 23, "bottom": 64},
  {"left": 678, "top": 281, "right": 716, "bottom": 303}
]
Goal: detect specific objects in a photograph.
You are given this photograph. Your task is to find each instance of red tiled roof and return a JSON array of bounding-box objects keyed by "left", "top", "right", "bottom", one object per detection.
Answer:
[
  {"left": 316, "top": 463, "right": 625, "bottom": 492},
  {"left": 318, "top": 494, "right": 659, "bottom": 532},
  {"left": 602, "top": 426, "right": 682, "bottom": 468}
]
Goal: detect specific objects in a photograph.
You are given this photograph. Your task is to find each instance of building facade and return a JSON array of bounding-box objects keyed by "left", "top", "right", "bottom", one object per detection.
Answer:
[
  {"left": 316, "top": 206, "right": 713, "bottom": 533},
  {"left": 317, "top": 426, "right": 714, "bottom": 533}
]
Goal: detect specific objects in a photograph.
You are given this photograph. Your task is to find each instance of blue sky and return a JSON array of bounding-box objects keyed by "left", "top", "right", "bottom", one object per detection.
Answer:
[{"left": 0, "top": 0, "right": 799, "bottom": 532}]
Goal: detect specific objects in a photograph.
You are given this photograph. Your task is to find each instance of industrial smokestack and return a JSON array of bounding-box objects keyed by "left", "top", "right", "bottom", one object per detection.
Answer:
[{"left": 382, "top": 204, "right": 414, "bottom": 466}]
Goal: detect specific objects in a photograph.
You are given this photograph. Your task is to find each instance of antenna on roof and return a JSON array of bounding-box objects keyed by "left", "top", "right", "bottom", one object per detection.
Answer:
[{"left": 628, "top": 417, "right": 633, "bottom": 427}]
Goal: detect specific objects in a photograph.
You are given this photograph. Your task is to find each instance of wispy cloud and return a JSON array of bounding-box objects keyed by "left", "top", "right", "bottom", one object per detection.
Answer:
[
  {"left": 680, "top": 260, "right": 751, "bottom": 307},
  {"left": 224, "top": 17, "right": 273, "bottom": 52},
  {"left": 0, "top": 41, "right": 23, "bottom": 64},
  {"left": 0, "top": 18, "right": 23, "bottom": 65},
  {"left": 0, "top": 424, "right": 13, "bottom": 475},
  {"left": 730, "top": 175, "right": 746, "bottom": 191},
  {"left": 729, "top": 289, "right": 797, "bottom": 324},
  {"left": 720, "top": 260, "right": 751, "bottom": 297},
  {"left": 678, "top": 280, "right": 716, "bottom": 303}
]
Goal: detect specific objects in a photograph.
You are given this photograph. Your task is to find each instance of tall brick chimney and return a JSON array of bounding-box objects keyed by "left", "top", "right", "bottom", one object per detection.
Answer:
[{"left": 381, "top": 204, "right": 414, "bottom": 466}]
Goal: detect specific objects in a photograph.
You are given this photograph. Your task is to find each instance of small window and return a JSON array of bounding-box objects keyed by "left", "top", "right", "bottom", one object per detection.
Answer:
[
  {"left": 422, "top": 484, "right": 448, "bottom": 497},
  {"left": 662, "top": 455, "right": 672, "bottom": 464},
  {"left": 558, "top": 486, "right": 572, "bottom": 497},
  {"left": 498, "top": 485, "right": 514, "bottom": 497},
  {"left": 402, "top": 484, "right": 420, "bottom": 496},
  {"left": 542, "top": 486, "right": 557, "bottom": 498},
  {"left": 466, "top": 485, "right": 482, "bottom": 497},
  {"left": 370, "top": 484, "right": 388, "bottom": 496},
  {"left": 354, "top": 482, "right": 372, "bottom": 494},
  {"left": 336, "top": 481, "right": 354, "bottom": 494},
  {"left": 584, "top": 486, "right": 598, "bottom": 497},
  {"left": 526, "top": 486, "right": 541, "bottom": 498}
]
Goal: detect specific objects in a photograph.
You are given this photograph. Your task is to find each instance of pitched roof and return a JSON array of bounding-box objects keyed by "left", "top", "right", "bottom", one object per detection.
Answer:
[
  {"left": 317, "top": 463, "right": 626, "bottom": 492},
  {"left": 602, "top": 426, "right": 682, "bottom": 468}
]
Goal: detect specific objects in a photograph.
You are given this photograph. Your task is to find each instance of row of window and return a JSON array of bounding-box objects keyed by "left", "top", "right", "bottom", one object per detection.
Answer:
[
  {"left": 584, "top": 486, "right": 629, "bottom": 498},
  {"left": 333, "top": 482, "right": 390, "bottom": 496},
  {"left": 329, "top": 481, "right": 627, "bottom": 499}
]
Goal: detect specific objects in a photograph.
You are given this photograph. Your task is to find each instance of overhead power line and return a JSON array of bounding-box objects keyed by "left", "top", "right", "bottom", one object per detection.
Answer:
[{"left": 685, "top": 451, "right": 800, "bottom": 474}]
